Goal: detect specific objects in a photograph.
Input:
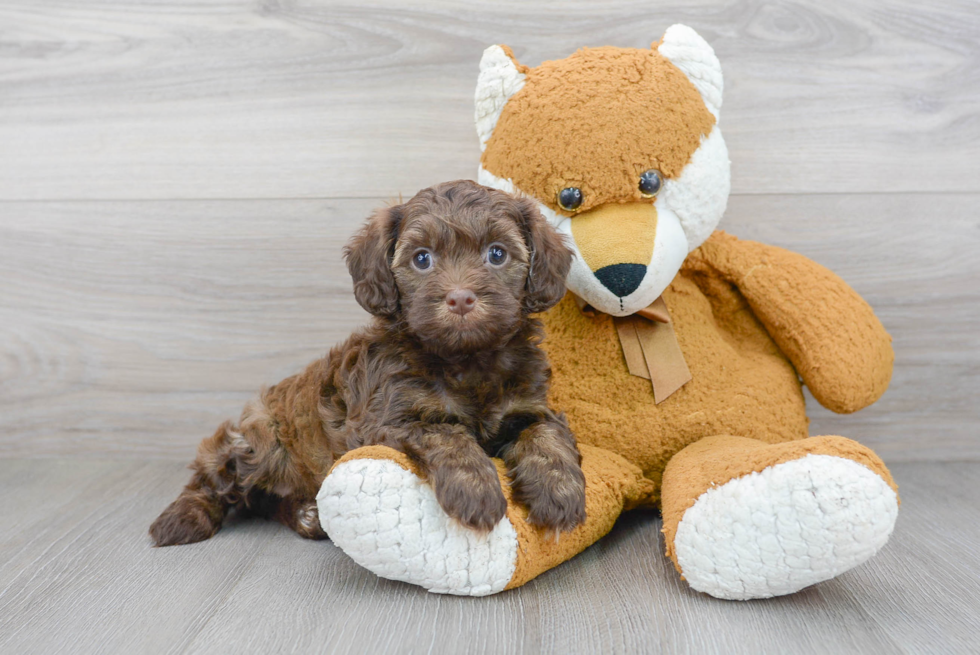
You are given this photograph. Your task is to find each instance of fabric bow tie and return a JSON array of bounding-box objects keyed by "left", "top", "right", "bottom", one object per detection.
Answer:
[{"left": 574, "top": 295, "right": 692, "bottom": 404}]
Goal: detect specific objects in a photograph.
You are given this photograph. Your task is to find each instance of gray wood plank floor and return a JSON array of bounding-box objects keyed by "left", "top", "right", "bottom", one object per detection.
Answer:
[{"left": 0, "top": 459, "right": 976, "bottom": 655}]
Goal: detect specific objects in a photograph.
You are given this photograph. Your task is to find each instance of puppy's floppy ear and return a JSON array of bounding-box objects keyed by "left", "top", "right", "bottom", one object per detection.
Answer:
[
  {"left": 344, "top": 205, "right": 403, "bottom": 316},
  {"left": 516, "top": 198, "right": 573, "bottom": 313}
]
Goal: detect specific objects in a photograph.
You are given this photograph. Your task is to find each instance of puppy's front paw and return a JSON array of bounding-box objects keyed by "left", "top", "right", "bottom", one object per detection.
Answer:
[
  {"left": 432, "top": 461, "right": 508, "bottom": 532},
  {"left": 517, "top": 466, "right": 587, "bottom": 533}
]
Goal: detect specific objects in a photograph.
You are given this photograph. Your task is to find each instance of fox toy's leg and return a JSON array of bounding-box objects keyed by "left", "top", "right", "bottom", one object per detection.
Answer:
[
  {"left": 317, "top": 444, "right": 653, "bottom": 596},
  {"left": 661, "top": 435, "right": 899, "bottom": 600}
]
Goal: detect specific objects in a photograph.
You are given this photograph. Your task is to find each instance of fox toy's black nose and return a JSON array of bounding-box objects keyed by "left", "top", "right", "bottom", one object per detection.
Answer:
[
  {"left": 446, "top": 288, "right": 477, "bottom": 316},
  {"left": 594, "top": 264, "right": 646, "bottom": 298}
]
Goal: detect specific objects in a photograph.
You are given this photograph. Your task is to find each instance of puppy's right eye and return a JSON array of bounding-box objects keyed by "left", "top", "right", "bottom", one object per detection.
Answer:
[
  {"left": 487, "top": 244, "right": 507, "bottom": 266},
  {"left": 412, "top": 249, "right": 432, "bottom": 270}
]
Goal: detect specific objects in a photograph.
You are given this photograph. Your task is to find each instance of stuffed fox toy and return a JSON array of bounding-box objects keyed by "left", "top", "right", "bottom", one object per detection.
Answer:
[{"left": 317, "top": 24, "right": 899, "bottom": 600}]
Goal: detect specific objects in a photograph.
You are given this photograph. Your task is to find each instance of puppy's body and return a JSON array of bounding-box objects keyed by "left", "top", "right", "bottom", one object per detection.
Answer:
[{"left": 151, "top": 181, "right": 585, "bottom": 547}]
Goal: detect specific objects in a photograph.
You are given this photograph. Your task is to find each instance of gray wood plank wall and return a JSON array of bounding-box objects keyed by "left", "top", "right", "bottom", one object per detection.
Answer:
[{"left": 1, "top": 0, "right": 978, "bottom": 462}]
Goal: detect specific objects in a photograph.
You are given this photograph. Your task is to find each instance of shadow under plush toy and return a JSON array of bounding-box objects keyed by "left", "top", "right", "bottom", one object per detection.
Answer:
[{"left": 317, "top": 24, "right": 899, "bottom": 600}]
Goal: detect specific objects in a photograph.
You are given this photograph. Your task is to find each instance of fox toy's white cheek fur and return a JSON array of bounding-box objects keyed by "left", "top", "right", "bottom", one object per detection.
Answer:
[{"left": 663, "top": 125, "right": 731, "bottom": 254}]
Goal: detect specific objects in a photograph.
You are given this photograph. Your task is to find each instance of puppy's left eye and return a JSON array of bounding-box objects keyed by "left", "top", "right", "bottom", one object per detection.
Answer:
[
  {"left": 487, "top": 245, "right": 507, "bottom": 266},
  {"left": 412, "top": 249, "right": 432, "bottom": 270}
]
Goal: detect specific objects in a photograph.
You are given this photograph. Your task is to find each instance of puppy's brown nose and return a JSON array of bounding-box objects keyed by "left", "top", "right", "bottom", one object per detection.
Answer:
[{"left": 446, "top": 288, "right": 477, "bottom": 316}]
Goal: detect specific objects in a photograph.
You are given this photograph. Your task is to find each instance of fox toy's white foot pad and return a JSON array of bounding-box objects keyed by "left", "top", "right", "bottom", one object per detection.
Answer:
[
  {"left": 317, "top": 458, "right": 518, "bottom": 596},
  {"left": 673, "top": 454, "right": 899, "bottom": 600}
]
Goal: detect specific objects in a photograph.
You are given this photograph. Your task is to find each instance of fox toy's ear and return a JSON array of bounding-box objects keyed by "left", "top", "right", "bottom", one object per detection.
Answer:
[
  {"left": 474, "top": 45, "right": 528, "bottom": 152},
  {"left": 657, "top": 24, "right": 723, "bottom": 119},
  {"left": 344, "top": 205, "right": 403, "bottom": 317}
]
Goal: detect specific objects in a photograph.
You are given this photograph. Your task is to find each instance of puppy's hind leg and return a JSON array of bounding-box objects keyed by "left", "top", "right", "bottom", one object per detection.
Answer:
[
  {"left": 150, "top": 421, "right": 251, "bottom": 547},
  {"left": 270, "top": 494, "right": 328, "bottom": 541}
]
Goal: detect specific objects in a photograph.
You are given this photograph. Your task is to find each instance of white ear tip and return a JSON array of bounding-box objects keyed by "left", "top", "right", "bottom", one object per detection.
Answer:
[
  {"left": 663, "top": 24, "right": 709, "bottom": 46},
  {"left": 658, "top": 24, "right": 723, "bottom": 119},
  {"left": 478, "top": 44, "right": 506, "bottom": 69},
  {"left": 660, "top": 24, "right": 716, "bottom": 60},
  {"left": 474, "top": 45, "right": 527, "bottom": 152}
]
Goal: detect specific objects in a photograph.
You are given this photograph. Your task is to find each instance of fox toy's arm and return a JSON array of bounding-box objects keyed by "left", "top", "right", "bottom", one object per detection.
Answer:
[{"left": 685, "top": 231, "right": 893, "bottom": 414}]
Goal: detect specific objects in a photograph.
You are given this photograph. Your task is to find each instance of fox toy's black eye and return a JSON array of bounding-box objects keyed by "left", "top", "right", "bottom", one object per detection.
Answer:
[
  {"left": 487, "top": 244, "right": 507, "bottom": 266},
  {"left": 639, "top": 169, "right": 663, "bottom": 197},
  {"left": 412, "top": 249, "right": 432, "bottom": 270},
  {"left": 557, "top": 187, "right": 583, "bottom": 211}
]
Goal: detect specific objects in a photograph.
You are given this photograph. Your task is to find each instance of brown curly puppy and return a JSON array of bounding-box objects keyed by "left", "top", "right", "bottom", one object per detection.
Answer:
[{"left": 150, "top": 180, "right": 586, "bottom": 547}]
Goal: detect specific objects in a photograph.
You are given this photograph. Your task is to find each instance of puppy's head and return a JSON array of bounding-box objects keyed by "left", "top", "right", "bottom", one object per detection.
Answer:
[{"left": 344, "top": 180, "right": 572, "bottom": 356}]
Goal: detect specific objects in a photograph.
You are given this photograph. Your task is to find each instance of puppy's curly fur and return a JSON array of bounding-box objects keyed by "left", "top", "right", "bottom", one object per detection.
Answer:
[{"left": 150, "top": 180, "right": 586, "bottom": 547}]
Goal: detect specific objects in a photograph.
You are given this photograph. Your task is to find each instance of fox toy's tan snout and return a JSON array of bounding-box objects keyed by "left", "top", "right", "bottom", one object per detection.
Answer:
[{"left": 570, "top": 202, "right": 657, "bottom": 298}]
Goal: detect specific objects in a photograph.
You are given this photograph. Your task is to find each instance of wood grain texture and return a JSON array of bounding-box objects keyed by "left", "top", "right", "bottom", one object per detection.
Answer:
[
  {"left": 1, "top": 2, "right": 975, "bottom": 652},
  {"left": 2, "top": 193, "right": 976, "bottom": 461},
  {"left": 0, "top": 198, "right": 373, "bottom": 458},
  {"left": 0, "top": 459, "right": 976, "bottom": 654},
  {"left": 0, "top": 0, "right": 978, "bottom": 200}
]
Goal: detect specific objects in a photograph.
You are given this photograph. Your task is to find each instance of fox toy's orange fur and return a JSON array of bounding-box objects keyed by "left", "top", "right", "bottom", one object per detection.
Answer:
[
  {"left": 482, "top": 46, "right": 716, "bottom": 216},
  {"left": 467, "top": 29, "right": 899, "bottom": 594}
]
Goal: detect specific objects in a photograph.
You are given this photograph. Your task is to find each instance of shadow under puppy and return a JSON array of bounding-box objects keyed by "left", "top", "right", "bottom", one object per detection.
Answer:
[{"left": 151, "top": 180, "right": 586, "bottom": 547}]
